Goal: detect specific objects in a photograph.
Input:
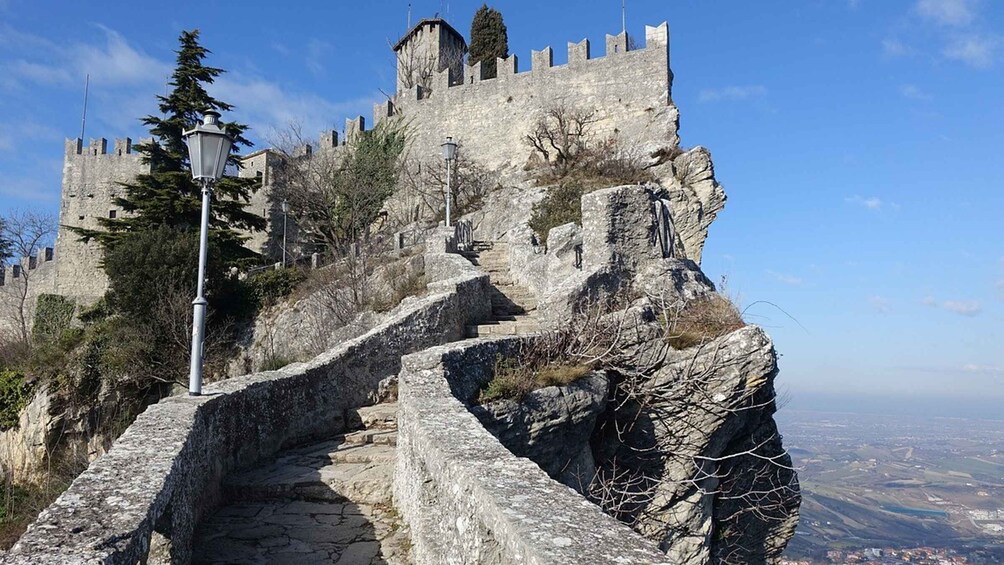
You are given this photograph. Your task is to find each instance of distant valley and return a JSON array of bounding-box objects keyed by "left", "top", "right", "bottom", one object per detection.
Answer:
[{"left": 777, "top": 407, "right": 1004, "bottom": 563}]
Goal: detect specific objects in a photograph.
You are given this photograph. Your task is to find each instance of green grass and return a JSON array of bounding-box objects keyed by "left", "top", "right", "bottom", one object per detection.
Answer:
[{"left": 478, "top": 359, "right": 591, "bottom": 404}]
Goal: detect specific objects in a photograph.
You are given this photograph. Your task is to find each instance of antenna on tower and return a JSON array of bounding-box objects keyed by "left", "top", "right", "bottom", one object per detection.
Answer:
[
  {"left": 622, "top": 0, "right": 627, "bottom": 34},
  {"left": 79, "top": 74, "right": 89, "bottom": 140},
  {"left": 407, "top": 2, "right": 412, "bottom": 28}
]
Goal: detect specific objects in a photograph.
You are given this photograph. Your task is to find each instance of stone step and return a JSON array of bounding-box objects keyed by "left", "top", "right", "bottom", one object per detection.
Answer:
[
  {"left": 466, "top": 318, "right": 542, "bottom": 338},
  {"left": 346, "top": 402, "right": 398, "bottom": 431},
  {"left": 223, "top": 452, "right": 394, "bottom": 506},
  {"left": 344, "top": 429, "right": 398, "bottom": 447}
]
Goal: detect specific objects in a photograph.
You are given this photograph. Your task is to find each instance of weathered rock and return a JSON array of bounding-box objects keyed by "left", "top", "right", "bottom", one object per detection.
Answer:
[
  {"left": 596, "top": 325, "right": 800, "bottom": 565},
  {"left": 472, "top": 372, "right": 609, "bottom": 492},
  {"left": 633, "top": 257, "right": 716, "bottom": 305},
  {"left": 230, "top": 251, "right": 425, "bottom": 375},
  {"left": 581, "top": 185, "right": 665, "bottom": 273},
  {"left": 648, "top": 147, "right": 727, "bottom": 264}
]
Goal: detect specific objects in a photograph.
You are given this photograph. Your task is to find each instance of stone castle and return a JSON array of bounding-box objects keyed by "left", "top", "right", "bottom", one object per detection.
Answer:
[
  {"left": 3, "top": 16, "right": 801, "bottom": 565},
  {"left": 2, "top": 18, "right": 694, "bottom": 320}
]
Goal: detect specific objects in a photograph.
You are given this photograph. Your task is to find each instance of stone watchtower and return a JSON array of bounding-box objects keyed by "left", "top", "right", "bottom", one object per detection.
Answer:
[{"left": 392, "top": 18, "right": 467, "bottom": 94}]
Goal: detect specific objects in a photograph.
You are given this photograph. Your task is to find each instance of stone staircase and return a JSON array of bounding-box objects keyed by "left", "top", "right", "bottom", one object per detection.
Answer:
[
  {"left": 192, "top": 403, "right": 409, "bottom": 564},
  {"left": 463, "top": 240, "right": 541, "bottom": 337}
]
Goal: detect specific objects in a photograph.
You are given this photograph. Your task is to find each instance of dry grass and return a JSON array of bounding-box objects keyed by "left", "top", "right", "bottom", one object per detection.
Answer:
[
  {"left": 663, "top": 294, "right": 745, "bottom": 350},
  {"left": 479, "top": 358, "right": 591, "bottom": 404}
]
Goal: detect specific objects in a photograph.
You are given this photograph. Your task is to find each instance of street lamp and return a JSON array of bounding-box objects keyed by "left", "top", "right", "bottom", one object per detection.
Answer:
[
  {"left": 183, "top": 111, "right": 233, "bottom": 396},
  {"left": 441, "top": 137, "right": 457, "bottom": 227},
  {"left": 281, "top": 199, "right": 289, "bottom": 267}
]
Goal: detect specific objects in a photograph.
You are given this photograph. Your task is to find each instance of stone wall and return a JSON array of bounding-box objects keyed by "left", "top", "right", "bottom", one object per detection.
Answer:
[
  {"left": 388, "top": 23, "right": 676, "bottom": 175},
  {"left": 0, "top": 249, "right": 57, "bottom": 338},
  {"left": 55, "top": 138, "right": 150, "bottom": 305},
  {"left": 2, "top": 252, "right": 491, "bottom": 565},
  {"left": 395, "top": 337, "right": 672, "bottom": 565}
]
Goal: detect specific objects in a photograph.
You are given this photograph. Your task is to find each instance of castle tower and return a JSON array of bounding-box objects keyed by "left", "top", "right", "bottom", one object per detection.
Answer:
[
  {"left": 54, "top": 137, "right": 149, "bottom": 304},
  {"left": 392, "top": 18, "right": 467, "bottom": 94},
  {"left": 239, "top": 149, "right": 284, "bottom": 258}
]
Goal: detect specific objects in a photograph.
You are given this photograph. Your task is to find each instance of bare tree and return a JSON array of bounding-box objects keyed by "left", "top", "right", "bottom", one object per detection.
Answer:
[
  {"left": 397, "top": 151, "right": 499, "bottom": 225},
  {"left": 525, "top": 105, "right": 598, "bottom": 177},
  {"left": 268, "top": 121, "right": 407, "bottom": 259},
  {"left": 0, "top": 211, "right": 56, "bottom": 345},
  {"left": 394, "top": 39, "right": 467, "bottom": 91}
]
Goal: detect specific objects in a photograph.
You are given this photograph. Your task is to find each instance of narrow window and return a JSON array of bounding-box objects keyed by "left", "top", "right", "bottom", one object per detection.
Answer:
[
  {"left": 78, "top": 215, "right": 85, "bottom": 220},
  {"left": 109, "top": 210, "right": 117, "bottom": 219}
]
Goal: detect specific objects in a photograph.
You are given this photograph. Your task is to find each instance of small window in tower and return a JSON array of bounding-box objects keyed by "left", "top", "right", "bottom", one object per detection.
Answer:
[
  {"left": 109, "top": 210, "right": 117, "bottom": 219},
  {"left": 78, "top": 215, "right": 85, "bottom": 221},
  {"left": 256, "top": 171, "right": 263, "bottom": 179}
]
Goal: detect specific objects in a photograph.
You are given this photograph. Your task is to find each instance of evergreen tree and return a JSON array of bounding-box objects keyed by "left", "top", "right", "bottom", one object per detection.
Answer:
[
  {"left": 469, "top": 4, "right": 509, "bottom": 80},
  {"left": 74, "top": 29, "right": 265, "bottom": 268}
]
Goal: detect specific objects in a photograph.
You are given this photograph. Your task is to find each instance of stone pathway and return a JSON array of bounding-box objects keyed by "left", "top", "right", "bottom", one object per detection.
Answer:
[
  {"left": 464, "top": 240, "right": 541, "bottom": 337},
  {"left": 192, "top": 403, "right": 409, "bottom": 565}
]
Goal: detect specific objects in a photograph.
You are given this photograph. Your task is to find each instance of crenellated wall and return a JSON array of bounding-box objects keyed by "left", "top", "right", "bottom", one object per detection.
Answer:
[
  {"left": 386, "top": 23, "right": 677, "bottom": 173},
  {"left": 54, "top": 137, "right": 150, "bottom": 304},
  {"left": 0, "top": 248, "right": 58, "bottom": 337}
]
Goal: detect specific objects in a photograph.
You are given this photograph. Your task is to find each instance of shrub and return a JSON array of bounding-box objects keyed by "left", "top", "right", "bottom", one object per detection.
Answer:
[
  {"left": 31, "top": 294, "right": 75, "bottom": 345},
  {"left": 246, "top": 267, "right": 307, "bottom": 310},
  {"left": 260, "top": 354, "right": 296, "bottom": 372},
  {"left": 663, "top": 294, "right": 745, "bottom": 350},
  {"left": 0, "top": 369, "right": 30, "bottom": 431},
  {"left": 525, "top": 105, "right": 653, "bottom": 243},
  {"left": 528, "top": 182, "right": 585, "bottom": 245},
  {"left": 479, "top": 355, "right": 591, "bottom": 404}
]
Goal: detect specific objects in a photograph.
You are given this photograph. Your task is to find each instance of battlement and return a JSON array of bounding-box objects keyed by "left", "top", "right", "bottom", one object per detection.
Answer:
[
  {"left": 0, "top": 247, "right": 54, "bottom": 287},
  {"left": 432, "top": 22, "right": 668, "bottom": 88},
  {"left": 65, "top": 137, "right": 151, "bottom": 158}
]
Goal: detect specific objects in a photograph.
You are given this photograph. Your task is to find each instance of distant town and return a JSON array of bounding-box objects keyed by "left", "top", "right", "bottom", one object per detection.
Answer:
[{"left": 777, "top": 409, "right": 1004, "bottom": 564}]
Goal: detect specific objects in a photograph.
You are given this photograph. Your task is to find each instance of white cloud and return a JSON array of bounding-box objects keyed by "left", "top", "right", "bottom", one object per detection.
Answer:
[
  {"left": 845, "top": 195, "right": 885, "bottom": 210},
  {"left": 921, "top": 295, "right": 982, "bottom": 315},
  {"left": 766, "top": 270, "right": 803, "bottom": 286},
  {"left": 882, "top": 38, "right": 912, "bottom": 57},
  {"left": 211, "top": 74, "right": 382, "bottom": 141},
  {"left": 305, "top": 39, "right": 333, "bottom": 77},
  {"left": 943, "top": 33, "right": 999, "bottom": 68},
  {"left": 698, "top": 85, "right": 767, "bottom": 103},
  {"left": 868, "top": 296, "right": 892, "bottom": 313},
  {"left": 1, "top": 25, "right": 168, "bottom": 91},
  {"left": 915, "top": 0, "right": 977, "bottom": 27},
  {"left": 900, "top": 84, "right": 932, "bottom": 100},
  {"left": 941, "top": 299, "right": 982, "bottom": 316}
]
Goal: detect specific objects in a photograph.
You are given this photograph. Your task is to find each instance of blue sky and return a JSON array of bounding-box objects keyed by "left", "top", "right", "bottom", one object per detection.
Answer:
[{"left": 1, "top": 1, "right": 1001, "bottom": 407}]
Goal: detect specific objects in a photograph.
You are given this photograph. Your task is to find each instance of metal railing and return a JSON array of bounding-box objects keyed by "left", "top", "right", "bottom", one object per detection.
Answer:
[
  {"left": 653, "top": 198, "right": 677, "bottom": 259},
  {"left": 453, "top": 219, "right": 474, "bottom": 253}
]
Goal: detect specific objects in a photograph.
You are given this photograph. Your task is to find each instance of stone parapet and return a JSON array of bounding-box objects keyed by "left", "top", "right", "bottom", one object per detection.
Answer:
[
  {"left": 395, "top": 337, "right": 672, "bottom": 565},
  {"left": 3, "top": 254, "right": 491, "bottom": 565}
]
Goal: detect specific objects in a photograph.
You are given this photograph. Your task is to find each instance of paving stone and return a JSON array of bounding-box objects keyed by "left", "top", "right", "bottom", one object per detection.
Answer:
[{"left": 193, "top": 402, "right": 409, "bottom": 565}]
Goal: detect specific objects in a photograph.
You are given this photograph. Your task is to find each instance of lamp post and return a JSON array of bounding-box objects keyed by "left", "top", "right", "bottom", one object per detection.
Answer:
[
  {"left": 441, "top": 136, "right": 457, "bottom": 227},
  {"left": 281, "top": 199, "right": 289, "bottom": 267},
  {"left": 183, "top": 111, "right": 233, "bottom": 396}
]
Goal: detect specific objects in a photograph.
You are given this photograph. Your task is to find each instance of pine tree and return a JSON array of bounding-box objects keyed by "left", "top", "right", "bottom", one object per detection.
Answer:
[
  {"left": 469, "top": 4, "right": 509, "bottom": 80},
  {"left": 74, "top": 29, "right": 265, "bottom": 268}
]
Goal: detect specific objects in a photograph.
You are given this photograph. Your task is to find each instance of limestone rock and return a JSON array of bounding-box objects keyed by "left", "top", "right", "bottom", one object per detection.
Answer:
[
  {"left": 596, "top": 325, "right": 800, "bottom": 564},
  {"left": 633, "top": 257, "right": 716, "bottom": 305},
  {"left": 648, "top": 146, "right": 727, "bottom": 264},
  {"left": 472, "top": 372, "right": 609, "bottom": 492}
]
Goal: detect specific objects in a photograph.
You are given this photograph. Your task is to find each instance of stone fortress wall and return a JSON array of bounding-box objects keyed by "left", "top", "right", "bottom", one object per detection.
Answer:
[
  {"left": 27, "top": 19, "right": 680, "bottom": 315},
  {"left": 54, "top": 137, "right": 150, "bottom": 305},
  {"left": 384, "top": 22, "right": 676, "bottom": 172}
]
